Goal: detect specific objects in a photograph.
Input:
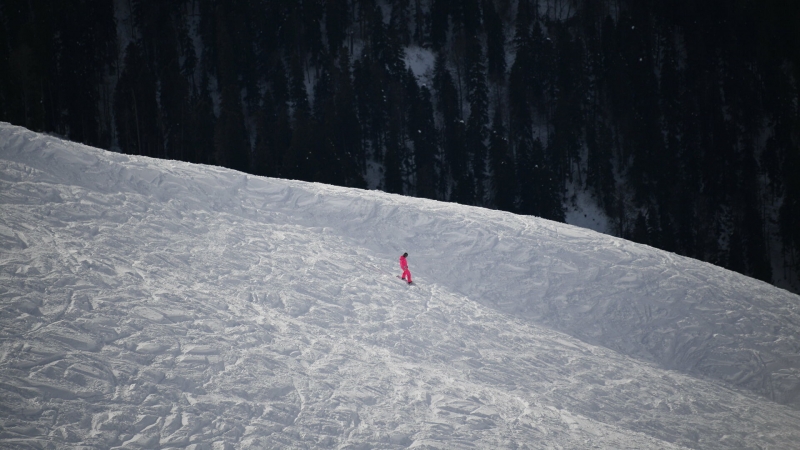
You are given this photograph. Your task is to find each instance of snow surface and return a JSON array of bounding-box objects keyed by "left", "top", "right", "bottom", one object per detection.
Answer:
[
  {"left": 2, "top": 122, "right": 800, "bottom": 449},
  {"left": 564, "top": 189, "right": 612, "bottom": 235},
  {"left": 404, "top": 46, "right": 436, "bottom": 87}
]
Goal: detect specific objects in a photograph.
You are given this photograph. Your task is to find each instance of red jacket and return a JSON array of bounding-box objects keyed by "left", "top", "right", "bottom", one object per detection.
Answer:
[{"left": 399, "top": 255, "right": 408, "bottom": 270}]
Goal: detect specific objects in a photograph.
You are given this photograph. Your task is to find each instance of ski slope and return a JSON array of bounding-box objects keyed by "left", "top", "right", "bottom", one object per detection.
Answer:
[{"left": 1, "top": 122, "right": 800, "bottom": 449}]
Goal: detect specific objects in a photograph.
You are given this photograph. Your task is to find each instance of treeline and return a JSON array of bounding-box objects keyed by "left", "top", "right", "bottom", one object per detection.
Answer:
[{"left": 1, "top": 0, "right": 799, "bottom": 291}]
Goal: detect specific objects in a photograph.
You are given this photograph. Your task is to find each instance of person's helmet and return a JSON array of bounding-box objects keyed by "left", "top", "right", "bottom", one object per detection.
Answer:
[{"left": 403, "top": 252, "right": 408, "bottom": 257}]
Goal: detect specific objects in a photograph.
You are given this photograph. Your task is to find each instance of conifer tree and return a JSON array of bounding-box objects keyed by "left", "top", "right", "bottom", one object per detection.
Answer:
[
  {"left": 289, "top": 53, "right": 311, "bottom": 120},
  {"left": 114, "top": 43, "right": 162, "bottom": 158},
  {"left": 482, "top": 0, "right": 507, "bottom": 82},
  {"left": 489, "top": 109, "right": 517, "bottom": 211},
  {"left": 326, "top": 0, "right": 350, "bottom": 51},
  {"left": 430, "top": 0, "right": 451, "bottom": 49},
  {"left": 323, "top": 49, "right": 366, "bottom": 188},
  {"left": 212, "top": 6, "right": 250, "bottom": 172},
  {"left": 413, "top": 0, "right": 427, "bottom": 45},
  {"left": 411, "top": 83, "right": 440, "bottom": 199},
  {"left": 55, "top": 0, "right": 116, "bottom": 146},
  {"left": 391, "top": 0, "right": 412, "bottom": 46},
  {"left": 433, "top": 52, "right": 465, "bottom": 201},
  {"left": 184, "top": 69, "right": 217, "bottom": 166},
  {"left": 384, "top": 126, "right": 404, "bottom": 194},
  {"left": 585, "top": 124, "right": 616, "bottom": 214},
  {"left": 465, "top": 34, "right": 489, "bottom": 205}
]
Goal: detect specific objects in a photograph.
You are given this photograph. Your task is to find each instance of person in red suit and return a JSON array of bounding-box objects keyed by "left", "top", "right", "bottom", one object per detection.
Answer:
[{"left": 399, "top": 252, "right": 412, "bottom": 284}]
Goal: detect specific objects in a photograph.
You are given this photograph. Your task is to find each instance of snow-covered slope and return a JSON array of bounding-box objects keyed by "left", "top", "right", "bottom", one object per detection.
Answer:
[{"left": 2, "top": 123, "right": 800, "bottom": 449}]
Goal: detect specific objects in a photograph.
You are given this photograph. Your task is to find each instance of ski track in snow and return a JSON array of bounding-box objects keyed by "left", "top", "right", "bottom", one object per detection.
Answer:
[{"left": 1, "top": 123, "right": 800, "bottom": 449}]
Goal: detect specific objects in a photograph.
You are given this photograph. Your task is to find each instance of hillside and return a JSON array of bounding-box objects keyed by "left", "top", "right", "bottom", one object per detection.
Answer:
[
  {"left": 1, "top": 123, "right": 800, "bottom": 448},
  {"left": 2, "top": 1, "right": 799, "bottom": 292}
]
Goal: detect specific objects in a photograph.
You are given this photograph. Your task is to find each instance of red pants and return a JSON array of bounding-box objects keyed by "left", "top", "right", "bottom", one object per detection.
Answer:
[{"left": 401, "top": 268, "right": 412, "bottom": 282}]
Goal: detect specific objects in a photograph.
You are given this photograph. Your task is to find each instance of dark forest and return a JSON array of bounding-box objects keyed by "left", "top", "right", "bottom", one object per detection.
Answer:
[{"left": 1, "top": 0, "right": 799, "bottom": 292}]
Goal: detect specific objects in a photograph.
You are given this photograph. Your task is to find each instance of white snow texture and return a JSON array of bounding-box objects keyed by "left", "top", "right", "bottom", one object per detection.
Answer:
[{"left": 1, "top": 123, "right": 800, "bottom": 449}]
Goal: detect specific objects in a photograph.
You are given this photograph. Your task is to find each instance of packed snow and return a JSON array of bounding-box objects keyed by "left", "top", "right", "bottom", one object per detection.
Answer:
[{"left": 1, "top": 122, "right": 800, "bottom": 449}]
